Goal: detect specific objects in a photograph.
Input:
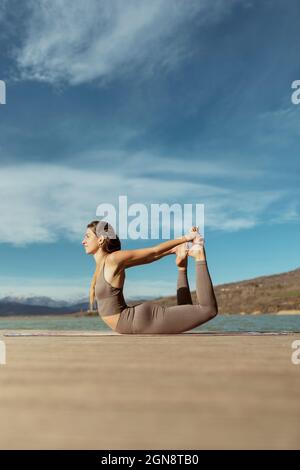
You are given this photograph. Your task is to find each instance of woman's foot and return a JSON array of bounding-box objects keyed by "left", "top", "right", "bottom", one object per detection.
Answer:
[
  {"left": 188, "top": 229, "right": 205, "bottom": 261},
  {"left": 184, "top": 226, "right": 200, "bottom": 241},
  {"left": 175, "top": 242, "right": 189, "bottom": 269},
  {"left": 193, "top": 231, "right": 204, "bottom": 247}
]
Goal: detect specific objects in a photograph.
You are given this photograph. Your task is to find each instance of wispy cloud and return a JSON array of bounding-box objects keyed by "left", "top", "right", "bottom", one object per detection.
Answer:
[
  {"left": 12, "top": 0, "right": 238, "bottom": 85},
  {"left": 0, "top": 160, "right": 290, "bottom": 246},
  {"left": 258, "top": 107, "right": 300, "bottom": 143}
]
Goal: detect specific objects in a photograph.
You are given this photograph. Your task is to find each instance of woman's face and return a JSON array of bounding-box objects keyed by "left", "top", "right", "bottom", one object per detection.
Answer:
[{"left": 82, "top": 228, "right": 101, "bottom": 255}]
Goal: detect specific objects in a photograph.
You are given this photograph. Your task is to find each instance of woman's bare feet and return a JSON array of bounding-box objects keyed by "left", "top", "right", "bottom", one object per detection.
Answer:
[
  {"left": 175, "top": 242, "right": 189, "bottom": 269},
  {"left": 188, "top": 228, "right": 206, "bottom": 261},
  {"left": 184, "top": 226, "right": 200, "bottom": 241}
]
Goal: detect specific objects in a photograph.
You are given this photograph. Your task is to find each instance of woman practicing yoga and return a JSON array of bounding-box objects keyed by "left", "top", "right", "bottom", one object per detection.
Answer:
[{"left": 82, "top": 220, "right": 218, "bottom": 334}]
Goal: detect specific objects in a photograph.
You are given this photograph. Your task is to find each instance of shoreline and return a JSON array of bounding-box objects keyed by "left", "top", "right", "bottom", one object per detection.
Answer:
[{"left": 0, "top": 312, "right": 300, "bottom": 321}]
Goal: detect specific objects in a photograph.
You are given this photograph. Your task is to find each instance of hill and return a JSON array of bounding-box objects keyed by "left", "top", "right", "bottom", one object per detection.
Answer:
[{"left": 152, "top": 267, "right": 300, "bottom": 314}]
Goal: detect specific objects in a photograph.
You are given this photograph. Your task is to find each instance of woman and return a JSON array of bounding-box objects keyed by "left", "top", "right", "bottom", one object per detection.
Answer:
[{"left": 82, "top": 220, "right": 218, "bottom": 334}]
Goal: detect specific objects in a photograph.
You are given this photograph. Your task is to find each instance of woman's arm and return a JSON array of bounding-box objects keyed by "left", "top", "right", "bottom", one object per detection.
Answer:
[{"left": 110, "top": 235, "right": 189, "bottom": 270}]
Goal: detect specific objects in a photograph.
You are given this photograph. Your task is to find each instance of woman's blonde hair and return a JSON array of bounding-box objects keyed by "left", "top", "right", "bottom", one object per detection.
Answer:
[{"left": 87, "top": 220, "right": 121, "bottom": 311}]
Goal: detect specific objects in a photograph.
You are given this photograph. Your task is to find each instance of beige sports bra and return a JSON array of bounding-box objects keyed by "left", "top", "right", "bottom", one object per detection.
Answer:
[{"left": 95, "top": 258, "right": 128, "bottom": 317}]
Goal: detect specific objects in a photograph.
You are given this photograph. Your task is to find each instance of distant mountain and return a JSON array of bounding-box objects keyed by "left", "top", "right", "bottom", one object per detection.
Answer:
[
  {"left": 0, "top": 296, "right": 78, "bottom": 308},
  {"left": 0, "top": 296, "right": 149, "bottom": 316},
  {"left": 0, "top": 300, "right": 87, "bottom": 316},
  {"left": 1, "top": 267, "right": 299, "bottom": 316}
]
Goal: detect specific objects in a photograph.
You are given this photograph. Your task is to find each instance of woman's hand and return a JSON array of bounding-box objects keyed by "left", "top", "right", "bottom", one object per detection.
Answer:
[{"left": 184, "top": 226, "right": 200, "bottom": 242}]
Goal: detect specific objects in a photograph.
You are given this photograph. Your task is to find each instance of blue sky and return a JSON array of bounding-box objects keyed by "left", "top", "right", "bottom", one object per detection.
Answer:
[{"left": 0, "top": 0, "right": 299, "bottom": 301}]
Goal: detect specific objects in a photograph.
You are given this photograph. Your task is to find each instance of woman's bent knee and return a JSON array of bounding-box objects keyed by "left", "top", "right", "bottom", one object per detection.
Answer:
[
  {"left": 210, "top": 306, "right": 218, "bottom": 319},
  {"left": 209, "top": 301, "right": 218, "bottom": 318},
  {"left": 199, "top": 304, "right": 218, "bottom": 319}
]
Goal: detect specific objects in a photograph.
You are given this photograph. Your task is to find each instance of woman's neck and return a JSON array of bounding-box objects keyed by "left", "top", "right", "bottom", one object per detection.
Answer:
[{"left": 93, "top": 249, "right": 108, "bottom": 265}]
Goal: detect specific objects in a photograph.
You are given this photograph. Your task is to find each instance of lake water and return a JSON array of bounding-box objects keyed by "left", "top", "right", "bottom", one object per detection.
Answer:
[{"left": 0, "top": 314, "right": 300, "bottom": 332}]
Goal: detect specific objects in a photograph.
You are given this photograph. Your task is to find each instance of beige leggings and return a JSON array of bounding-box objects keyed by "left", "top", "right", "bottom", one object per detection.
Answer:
[{"left": 115, "top": 260, "right": 218, "bottom": 334}]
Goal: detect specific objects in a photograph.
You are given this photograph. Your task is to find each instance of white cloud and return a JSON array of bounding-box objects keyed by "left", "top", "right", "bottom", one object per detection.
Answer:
[
  {"left": 114, "top": 151, "right": 263, "bottom": 180},
  {"left": 13, "top": 0, "right": 238, "bottom": 85},
  {"left": 0, "top": 160, "right": 290, "bottom": 246},
  {"left": 257, "top": 107, "right": 300, "bottom": 143}
]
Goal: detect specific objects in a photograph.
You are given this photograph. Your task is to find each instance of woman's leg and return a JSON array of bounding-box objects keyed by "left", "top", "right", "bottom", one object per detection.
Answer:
[
  {"left": 130, "top": 257, "right": 218, "bottom": 334},
  {"left": 176, "top": 242, "right": 193, "bottom": 305},
  {"left": 115, "top": 244, "right": 193, "bottom": 334},
  {"left": 177, "top": 269, "right": 193, "bottom": 305}
]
